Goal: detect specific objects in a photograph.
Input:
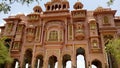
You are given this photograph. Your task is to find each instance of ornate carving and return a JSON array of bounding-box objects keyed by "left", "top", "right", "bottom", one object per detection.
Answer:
[
  {"left": 26, "top": 28, "right": 35, "bottom": 42},
  {"left": 75, "top": 23, "right": 85, "bottom": 40}
]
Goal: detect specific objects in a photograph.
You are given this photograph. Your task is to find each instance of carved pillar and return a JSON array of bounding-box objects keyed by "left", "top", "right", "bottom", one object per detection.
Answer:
[
  {"left": 31, "top": 45, "right": 36, "bottom": 68},
  {"left": 43, "top": 59, "right": 48, "bottom": 68},
  {"left": 72, "top": 44, "right": 76, "bottom": 68},
  {"left": 58, "top": 58, "right": 62, "bottom": 68}
]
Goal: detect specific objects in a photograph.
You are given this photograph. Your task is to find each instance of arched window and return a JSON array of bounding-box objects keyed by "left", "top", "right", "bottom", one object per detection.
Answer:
[
  {"left": 59, "top": 5, "right": 61, "bottom": 9},
  {"left": 55, "top": 4, "right": 58, "bottom": 10},
  {"left": 63, "top": 4, "right": 66, "bottom": 9},
  {"left": 52, "top": 5, "right": 54, "bottom": 10},
  {"left": 49, "top": 30, "right": 58, "bottom": 41},
  {"left": 103, "top": 16, "right": 109, "bottom": 24},
  {"left": 47, "top": 6, "right": 50, "bottom": 10}
]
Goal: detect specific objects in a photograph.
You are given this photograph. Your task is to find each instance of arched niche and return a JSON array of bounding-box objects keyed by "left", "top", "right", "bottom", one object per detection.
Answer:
[
  {"left": 35, "top": 55, "right": 43, "bottom": 68},
  {"left": 76, "top": 47, "right": 86, "bottom": 68},
  {"left": 91, "top": 59, "right": 102, "bottom": 68},
  {"left": 62, "top": 54, "right": 71, "bottom": 68},
  {"left": 23, "top": 49, "right": 33, "bottom": 68},
  {"left": 48, "top": 55, "right": 58, "bottom": 68}
]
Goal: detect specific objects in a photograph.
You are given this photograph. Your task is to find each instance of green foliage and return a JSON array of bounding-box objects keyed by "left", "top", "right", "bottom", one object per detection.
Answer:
[
  {"left": 107, "top": 0, "right": 115, "bottom": 6},
  {"left": 106, "top": 38, "right": 120, "bottom": 63},
  {"left": 0, "top": 37, "right": 12, "bottom": 64},
  {"left": 0, "top": 2, "right": 11, "bottom": 14}
]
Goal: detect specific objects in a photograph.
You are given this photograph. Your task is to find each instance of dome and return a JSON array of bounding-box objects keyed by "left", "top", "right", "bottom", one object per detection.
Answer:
[
  {"left": 33, "top": 5, "right": 42, "bottom": 13},
  {"left": 95, "top": 6, "right": 104, "bottom": 12},
  {"left": 89, "top": 19, "right": 96, "bottom": 22},
  {"left": 74, "top": 2, "right": 83, "bottom": 9}
]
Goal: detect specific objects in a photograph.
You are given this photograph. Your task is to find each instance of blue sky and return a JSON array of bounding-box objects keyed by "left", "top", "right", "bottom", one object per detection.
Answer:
[{"left": 0, "top": 0, "right": 120, "bottom": 26}]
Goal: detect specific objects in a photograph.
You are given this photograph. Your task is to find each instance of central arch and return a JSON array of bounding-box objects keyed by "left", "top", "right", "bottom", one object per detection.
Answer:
[
  {"left": 76, "top": 47, "right": 86, "bottom": 68},
  {"left": 48, "top": 55, "right": 58, "bottom": 68}
]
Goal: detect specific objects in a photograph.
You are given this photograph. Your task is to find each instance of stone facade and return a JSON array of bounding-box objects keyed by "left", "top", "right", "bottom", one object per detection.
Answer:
[{"left": 0, "top": 0, "right": 120, "bottom": 68}]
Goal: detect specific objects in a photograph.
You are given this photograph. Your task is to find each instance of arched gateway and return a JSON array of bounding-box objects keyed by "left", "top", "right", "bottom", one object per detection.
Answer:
[{"left": 1, "top": 0, "right": 120, "bottom": 68}]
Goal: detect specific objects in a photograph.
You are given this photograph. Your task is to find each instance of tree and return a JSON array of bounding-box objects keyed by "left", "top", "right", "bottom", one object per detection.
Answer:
[
  {"left": 105, "top": 38, "right": 120, "bottom": 63},
  {"left": 0, "top": 0, "right": 115, "bottom": 14},
  {"left": 0, "top": 37, "right": 12, "bottom": 67}
]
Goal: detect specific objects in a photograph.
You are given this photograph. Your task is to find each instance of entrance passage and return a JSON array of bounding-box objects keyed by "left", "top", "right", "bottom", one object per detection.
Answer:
[
  {"left": 62, "top": 54, "right": 71, "bottom": 68},
  {"left": 48, "top": 55, "right": 57, "bottom": 68},
  {"left": 23, "top": 49, "right": 32, "bottom": 68},
  {"left": 76, "top": 47, "right": 86, "bottom": 68},
  {"left": 91, "top": 60, "right": 102, "bottom": 68},
  {"left": 12, "top": 59, "right": 19, "bottom": 68},
  {"left": 91, "top": 65, "right": 97, "bottom": 68},
  {"left": 35, "top": 55, "right": 43, "bottom": 68}
]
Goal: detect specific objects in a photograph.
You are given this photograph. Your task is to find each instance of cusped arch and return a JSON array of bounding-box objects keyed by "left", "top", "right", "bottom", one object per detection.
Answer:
[
  {"left": 91, "top": 59, "right": 102, "bottom": 68},
  {"left": 62, "top": 54, "right": 71, "bottom": 68},
  {"left": 12, "top": 59, "right": 20, "bottom": 68},
  {"left": 23, "top": 48, "right": 33, "bottom": 68},
  {"left": 35, "top": 54, "right": 44, "bottom": 68},
  {"left": 76, "top": 47, "right": 85, "bottom": 56}
]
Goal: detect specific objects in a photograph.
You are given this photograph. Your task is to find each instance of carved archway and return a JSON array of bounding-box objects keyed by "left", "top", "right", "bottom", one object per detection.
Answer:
[
  {"left": 23, "top": 49, "right": 33, "bottom": 68},
  {"left": 12, "top": 59, "right": 19, "bottom": 68},
  {"left": 35, "top": 55, "right": 43, "bottom": 68},
  {"left": 62, "top": 54, "right": 71, "bottom": 68},
  {"left": 91, "top": 59, "right": 102, "bottom": 68},
  {"left": 48, "top": 55, "right": 58, "bottom": 68},
  {"left": 76, "top": 47, "right": 86, "bottom": 68}
]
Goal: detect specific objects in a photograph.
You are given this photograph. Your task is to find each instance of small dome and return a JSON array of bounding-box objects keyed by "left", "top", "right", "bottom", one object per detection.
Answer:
[
  {"left": 95, "top": 7, "right": 104, "bottom": 12},
  {"left": 89, "top": 19, "right": 96, "bottom": 22},
  {"left": 74, "top": 2, "right": 83, "bottom": 9},
  {"left": 33, "top": 5, "right": 42, "bottom": 13}
]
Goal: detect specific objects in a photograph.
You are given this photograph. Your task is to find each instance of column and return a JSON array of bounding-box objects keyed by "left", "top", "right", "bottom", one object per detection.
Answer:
[
  {"left": 58, "top": 58, "right": 62, "bottom": 68},
  {"left": 43, "top": 59, "right": 48, "bottom": 68}
]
